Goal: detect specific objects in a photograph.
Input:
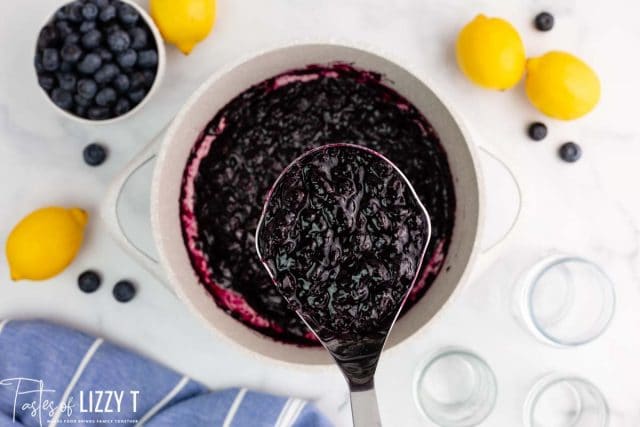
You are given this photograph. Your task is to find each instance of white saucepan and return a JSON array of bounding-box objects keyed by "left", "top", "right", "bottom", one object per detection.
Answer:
[{"left": 103, "top": 42, "right": 519, "bottom": 367}]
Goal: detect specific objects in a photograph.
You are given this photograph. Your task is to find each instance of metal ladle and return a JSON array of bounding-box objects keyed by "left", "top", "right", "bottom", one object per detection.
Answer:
[{"left": 256, "top": 144, "right": 431, "bottom": 427}]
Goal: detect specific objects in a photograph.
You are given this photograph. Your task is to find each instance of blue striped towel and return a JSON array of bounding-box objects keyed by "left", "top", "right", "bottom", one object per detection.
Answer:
[{"left": 0, "top": 320, "right": 332, "bottom": 427}]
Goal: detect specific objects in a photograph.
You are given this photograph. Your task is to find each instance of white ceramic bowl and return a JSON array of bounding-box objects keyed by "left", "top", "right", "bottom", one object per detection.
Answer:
[
  {"left": 34, "top": 0, "right": 166, "bottom": 125},
  {"left": 147, "top": 42, "right": 484, "bottom": 367}
]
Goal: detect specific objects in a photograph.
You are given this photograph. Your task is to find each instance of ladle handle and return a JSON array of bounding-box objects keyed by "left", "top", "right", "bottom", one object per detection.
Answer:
[{"left": 350, "top": 385, "right": 382, "bottom": 427}]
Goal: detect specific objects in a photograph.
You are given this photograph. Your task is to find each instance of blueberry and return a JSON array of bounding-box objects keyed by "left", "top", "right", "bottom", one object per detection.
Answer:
[
  {"left": 77, "top": 78, "right": 98, "bottom": 98},
  {"left": 64, "top": 32, "right": 81, "bottom": 45},
  {"left": 78, "top": 270, "right": 102, "bottom": 292},
  {"left": 559, "top": 142, "right": 581, "bottom": 162},
  {"left": 128, "top": 26, "right": 148, "bottom": 49},
  {"left": 527, "top": 122, "right": 547, "bottom": 141},
  {"left": 105, "top": 23, "right": 123, "bottom": 34},
  {"left": 87, "top": 106, "right": 110, "bottom": 120},
  {"left": 95, "top": 63, "right": 120, "bottom": 84},
  {"left": 129, "top": 71, "right": 145, "bottom": 89},
  {"left": 107, "top": 30, "right": 130, "bottom": 52},
  {"left": 83, "top": 143, "right": 108, "bottom": 166},
  {"left": 117, "top": 2, "right": 139, "bottom": 25},
  {"left": 82, "top": 29, "right": 102, "bottom": 49},
  {"left": 51, "top": 88, "right": 73, "bottom": 110},
  {"left": 60, "top": 61, "right": 75, "bottom": 73},
  {"left": 116, "top": 49, "right": 137, "bottom": 68},
  {"left": 55, "top": 6, "right": 68, "bottom": 21},
  {"left": 99, "top": 5, "right": 117, "bottom": 22},
  {"left": 74, "top": 104, "right": 88, "bottom": 117},
  {"left": 38, "top": 73, "right": 56, "bottom": 91},
  {"left": 42, "top": 48, "right": 60, "bottom": 71},
  {"left": 82, "top": 3, "right": 100, "bottom": 20},
  {"left": 77, "top": 53, "right": 102, "bottom": 74},
  {"left": 128, "top": 88, "right": 146, "bottom": 104},
  {"left": 95, "top": 0, "right": 110, "bottom": 7},
  {"left": 96, "top": 87, "right": 117, "bottom": 106},
  {"left": 94, "top": 47, "right": 114, "bottom": 62},
  {"left": 34, "top": 54, "right": 44, "bottom": 73},
  {"left": 74, "top": 94, "right": 93, "bottom": 107},
  {"left": 67, "top": 1, "right": 85, "bottom": 22},
  {"left": 142, "top": 70, "right": 156, "bottom": 87},
  {"left": 534, "top": 12, "right": 554, "bottom": 31},
  {"left": 37, "top": 25, "right": 59, "bottom": 49},
  {"left": 57, "top": 73, "right": 76, "bottom": 91},
  {"left": 55, "top": 20, "right": 74, "bottom": 38},
  {"left": 113, "top": 280, "right": 136, "bottom": 302},
  {"left": 113, "top": 74, "right": 130, "bottom": 92},
  {"left": 137, "top": 50, "right": 158, "bottom": 69},
  {"left": 80, "top": 21, "right": 97, "bottom": 33},
  {"left": 61, "top": 44, "right": 82, "bottom": 63},
  {"left": 113, "top": 98, "right": 132, "bottom": 116}
]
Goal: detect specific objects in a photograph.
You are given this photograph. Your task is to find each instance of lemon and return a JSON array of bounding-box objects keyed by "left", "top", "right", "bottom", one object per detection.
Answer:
[
  {"left": 6, "top": 207, "right": 88, "bottom": 281},
  {"left": 151, "top": 0, "right": 216, "bottom": 55},
  {"left": 456, "top": 14, "right": 526, "bottom": 90},
  {"left": 525, "top": 51, "right": 601, "bottom": 120}
]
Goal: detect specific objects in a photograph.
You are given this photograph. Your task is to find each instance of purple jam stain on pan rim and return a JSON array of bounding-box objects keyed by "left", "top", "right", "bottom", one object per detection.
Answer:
[{"left": 179, "top": 63, "right": 456, "bottom": 346}]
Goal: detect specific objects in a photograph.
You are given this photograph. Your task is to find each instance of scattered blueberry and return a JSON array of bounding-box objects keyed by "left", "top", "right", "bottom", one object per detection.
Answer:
[
  {"left": 77, "top": 78, "right": 98, "bottom": 98},
  {"left": 128, "top": 26, "right": 148, "bottom": 49},
  {"left": 527, "top": 122, "right": 548, "bottom": 141},
  {"left": 38, "top": 74, "right": 56, "bottom": 91},
  {"left": 116, "top": 49, "right": 137, "bottom": 68},
  {"left": 87, "top": 106, "right": 110, "bottom": 120},
  {"left": 34, "top": 54, "right": 44, "bottom": 73},
  {"left": 95, "top": 87, "right": 118, "bottom": 107},
  {"left": 113, "top": 73, "right": 130, "bottom": 92},
  {"left": 559, "top": 142, "right": 582, "bottom": 163},
  {"left": 82, "top": 29, "right": 102, "bottom": 49},
  {"left": 82, "top": 3, "right": 99, "bottom": 20},
  {"left": 535, "top": 12, "right": 554, "bottom": 31},
  {"left": 78, "top": 270, "right": 102, "bottom": 293},
  {"left": 51, "top": 88, "right": 73, "bottom": 110},
  {"left": 114, "top": 98, "right": 132, "bottom": 116},
  {"left": 42, "top": 48, "right": 60, "bottom": 71},
  {"left": 117, "top": 2, "right": 140, "bottom": 25},
  {"left": 137, "top": 49, "right": 157, "bottom": 69},
  {"left": 55, "top": 20, "right": 74, "bottom": 38},
  {"left": 60, "top": 44, "right": 82, "bottom": 63},
  {"left": 64, "top": 32, "right": 81, "bottom": 45},
  {"left": 80, "top": 20, "right": 97, "bottom": 33},
  {"left": 83, "top": 142, "right": 108, "bottom": 166},
  {"left": 99, "top": 5, "right": 117, "bottom": 22},
  {"left": 77, "top": 53, "right": 102, "bottom": 74},
  {"left": 108, "top": 30, "right": 131, "bottom": 52},
  {"left": 57, "top": 73, "right": 76, "bottom": 91},
  {"left": 95, "top": 63, "right": 119, "bottom": 84},
  {"left": 94, "top": 47, "right": 114, "bottom": 62},
  {"left": 74, "top": 104, "right": 87, "bottom": 117},
  {"left": 113, "top": 280, "right": 136, "bottom": 302},
  {"left": 128, "top": 88, "right": 146, "bottom": 104},
  {"left": 60, "top": 61, "right": 75, "bottom": 73},
  {"left": 38, "top": 25, "right": 59, "bottom": 49}
]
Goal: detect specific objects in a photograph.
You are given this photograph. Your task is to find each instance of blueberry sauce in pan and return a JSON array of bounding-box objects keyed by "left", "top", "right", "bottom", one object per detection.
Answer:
[
  {"left": 180, "top": 64, "right": 456, "bottom": 346},
  {"left": 257, "top": 144, "right": 430, "bottom": 384}
]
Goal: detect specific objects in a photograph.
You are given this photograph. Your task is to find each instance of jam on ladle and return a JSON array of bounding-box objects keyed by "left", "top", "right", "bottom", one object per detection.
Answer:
[{"left": 256, "top": 143, "right": 431, "bottom": 426}]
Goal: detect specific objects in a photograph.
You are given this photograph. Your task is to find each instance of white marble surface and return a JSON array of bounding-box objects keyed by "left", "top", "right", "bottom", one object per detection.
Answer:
[{"left": 1, "top": 0, "right": 640, "bottom": 425}]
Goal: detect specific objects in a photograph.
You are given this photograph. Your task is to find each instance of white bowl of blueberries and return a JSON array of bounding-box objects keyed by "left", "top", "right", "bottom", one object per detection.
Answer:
[{"left": 34, "top": 0, "right": 166, "bottom": 123}]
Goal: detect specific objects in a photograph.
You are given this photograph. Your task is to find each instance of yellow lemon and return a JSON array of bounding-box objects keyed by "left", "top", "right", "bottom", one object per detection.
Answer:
[
  {"left": 456, "top": 14, "right": 526, "bottom": 90},
  {"left": 151, "top": 0, "right": 216, "bottom": 55},
  {"left": 525, "top": 51, "right": 601, "bottom": 120},
  {"left": 6, "top": 207, "right": 88, "bottom": 281}
]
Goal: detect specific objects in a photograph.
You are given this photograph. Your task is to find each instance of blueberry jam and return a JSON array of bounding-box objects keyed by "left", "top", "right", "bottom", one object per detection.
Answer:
[
  {"left": 180, "top": 64, "right": 456, "bottom": 346},
  {"left": 257, "top": 144, "right": 430, "bottom": 384}
]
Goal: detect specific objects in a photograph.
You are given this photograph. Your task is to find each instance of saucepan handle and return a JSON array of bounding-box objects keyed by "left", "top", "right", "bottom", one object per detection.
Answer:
[{"left": 100, "top": 128, "right": 171, "bottom": 286}]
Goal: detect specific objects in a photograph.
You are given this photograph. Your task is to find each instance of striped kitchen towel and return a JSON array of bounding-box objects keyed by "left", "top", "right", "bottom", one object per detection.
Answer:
[{"left": 0, "top": 320, "right": 332, "bottom": 427}]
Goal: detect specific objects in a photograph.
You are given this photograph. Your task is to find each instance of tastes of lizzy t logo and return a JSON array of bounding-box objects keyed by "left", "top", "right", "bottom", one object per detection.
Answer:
[{"left": 0, "top": 378, "right": 140, "bottom": 426}]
